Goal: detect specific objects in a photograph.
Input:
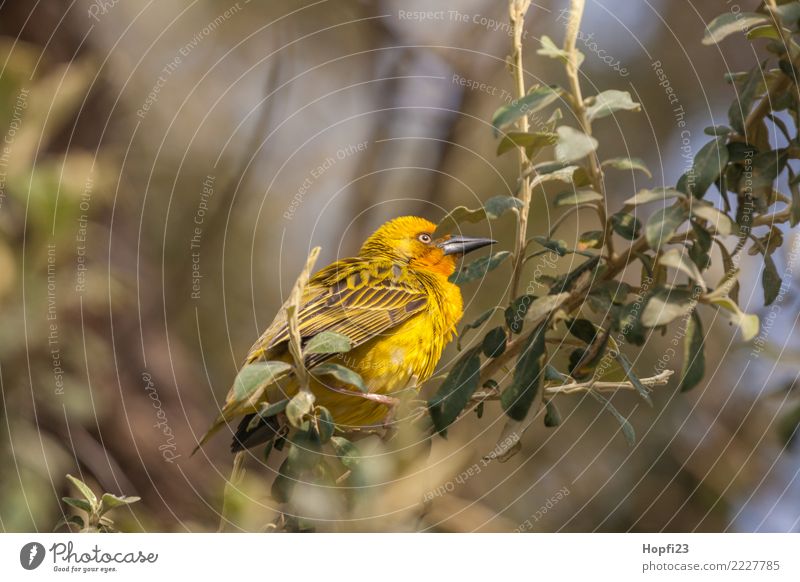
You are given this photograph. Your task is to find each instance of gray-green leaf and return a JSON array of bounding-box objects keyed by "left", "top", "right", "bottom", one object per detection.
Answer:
[
  {"left": 428, "top": 348, "right": 482, "bottom": 434},
  {"left": 702, "top": 12, "right": 768, "bottom": 45},
  {"left": 451, "top": 251, "right": 511, "bottom": 284},
  {"left": 435, "top": 195, "right": 523, "bottom": 236},
  {"left": 492, "top": 85, "right": 562, "bottom": 134},
  {"left": 641, "top": 287, "right": 697, "bottom": 328},
  {"left": 585, "top": 90, "right": 641, "bottom": 122},
  {"left": 602, "top": 157, "right": 652, "bottom": 178},
  {"left": 501, "top": 324, "right": 547, "bottom": 421},
  {"left": 233, "top": 361, "right": 294, "bottom": 401},
  {"left": 312, "top": 363, "right": 367, "bottom": 393},
  {"left": 555, "top": 126, "right": 598, "bottom": 163},
  {"left": 645, "top": 204, "right": 688, "bottom": 250},
  {"left": 304, "top": 331, "right": 352, "bottom": 355},
  {"left": 554, "top": 188, "right": 603, "bottom": 207},
  {"left": 679, "top": 310, "right": 705, "bottom": 392}
]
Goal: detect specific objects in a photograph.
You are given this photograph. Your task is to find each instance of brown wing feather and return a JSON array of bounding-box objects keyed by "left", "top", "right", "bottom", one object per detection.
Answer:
[{"left": 246, "top": 259, "right": 427, "bottom": 367}]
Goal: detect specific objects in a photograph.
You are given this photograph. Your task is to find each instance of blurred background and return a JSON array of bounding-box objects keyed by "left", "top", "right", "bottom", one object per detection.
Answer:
[{"left": 1, "top": 0, "right": 798, "bottom": 532}]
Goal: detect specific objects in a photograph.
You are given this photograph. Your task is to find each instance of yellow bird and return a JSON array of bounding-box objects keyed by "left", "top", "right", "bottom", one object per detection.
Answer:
[{"left": 204, "top": 216, "right": 495, "bottom": 452}]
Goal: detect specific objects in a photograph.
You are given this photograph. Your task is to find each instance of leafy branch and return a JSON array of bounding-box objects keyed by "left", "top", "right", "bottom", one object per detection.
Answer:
[{"left": 56, "top": 474, "right": 139, "bottom": 533}]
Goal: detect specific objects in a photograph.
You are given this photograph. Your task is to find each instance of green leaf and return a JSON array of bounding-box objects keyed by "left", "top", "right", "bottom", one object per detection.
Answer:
[
  {"left": 555, "top": 126, "right": 598, "bottom": 163},
  {"left": 312, "top": 363, "right": 367, "bottom": 393},
  {"left": 286, "top": 391, "right": 315, "bottom": 428},
  {"left": 66, "top": 474, "right": 97, "bottom": 506},
  {"left": 537, "top": 35, "right": 576, "bottom": 64},
  {"left": 525, "top": 293, "right": 571, "bottom": 324},
  {"left": 659, "top": 248, "right": 707, "bottom": 288},
  {"left": 313, "top": 406, "right": 335, "bottom": 444},
  {"left": 451, "top": 250, "right": 511, "bottom": 284},
  {"left": 249, "top": 399, "right": 289, "bottom": 430},
  {"left": 707, "top": 296, "right": 759, "bottom": 341},
  {"left": 610, "top": 212, "right": 641, "bottom": 240},
  {"left": 435, "top": 195, "right": 523, "bottom": 235},
  {"left": 691, "top": 202, "right": 736, "bottom": 236},
  {"left": 533, "top": 162, "right": 584, "bottom": 185},
  {"left": 702, "top": 12, "right": 768, "bottom": 45},
  {"left": 62, "top": 497, "right": 93, "bottom": 513},
  {"left": 687, "top": 137, "right": 728, "bottom": 198},
  {"left": 728, "top": 66, "right": 762, "bottom": 134},
  {"left": 578, "top": 230, "right": 604, "bottom": 250},
  {"left": 616, "top": 300, "right": 648, "bottom": 346},
  {"left": 777, "top": 401, "right": 800, "bottom": 449},
  {"left": 585, "top": 90, "right": 641, "bottom": 122},
  {"left": 492, "top": 85, "right": 562, "bottom": 133},
  {"left": 54, "top": 515, "right": 85, "bottom": 532},
  {"left": 459, "top": 306, "right": 500, "bottom": 349},
  {"left": 602, "top": 157, "right": 652, "bottom": 178},
  {"left": 482, "top": 327, "right": 507, "bottom": 358},
  {"left": 589, "top": 391, "right": 636, "bottom": 446},
  {"left": 641, "top": 287, "right": 698, "bottom": 328},
  {"left": 496, "top": 131, "right": 558, "bottom": 156},
  {"left": 233, "top": 361, "right": 293, "bottom": 401},
  {"left": 99, "top": 493, "right": 140, "bottom": 516},
  {"left": 704, "top": 125, "right": 732, "bottom": 136},
  {"left": 544, "top": 400, "right": 562, "bottom": 427},
  {"left": 614, "top": 352, "right": 652, "bottom": 405},
  {"left": 428, "top": 348, "right": 482, "bottom": 434},
  {"left": 505, "top": 295, "right": 536, "bottom": 334},
  {"left": 271, "top": 457, "right": 296, "bottom": 503},
  {"left": 554, "top": 189, "right": 603, "bottom": 207},
  {"left": 567, "top": 318, "right": 598, "bottom": 344},
  {"left": 774, "top": 2, "right": 800, "bottom": 23},
  {"left": 679, "top": 310, "right": 705, "bottom": 392},
  {"left": 645, "top": 204, "right": 688, "bottom": 250},
  {"left": 304, "top": 331, "right": 352, "bottom": 355},
  {"left": 624, "top": 188, "right": 684, "bottom": 206},
  {"left": 531, "top": 235, "right": 569, "bottom": 256},
  {"left": 330, "top": 436, "right": 361, "bottom": 470},
  {"left": 762, "top": 252, "right": 782, "bottom": 306},
  {"left": 501, "top": 324, "right": 547, "bottom": 421}
]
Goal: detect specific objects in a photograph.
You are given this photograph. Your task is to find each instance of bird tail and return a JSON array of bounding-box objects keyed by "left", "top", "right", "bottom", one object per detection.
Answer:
[{"left": 230, "top": 413, "right": 286, "bottom": 453}]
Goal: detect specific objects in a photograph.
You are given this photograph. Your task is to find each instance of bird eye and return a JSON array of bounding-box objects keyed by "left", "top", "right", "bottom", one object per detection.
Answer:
[{"left": 418, "top": 233, "right": 432, "bottom": 244}]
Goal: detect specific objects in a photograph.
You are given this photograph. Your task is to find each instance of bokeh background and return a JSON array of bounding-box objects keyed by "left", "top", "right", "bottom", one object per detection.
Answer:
[{"left": 1, "top": 0, "right": 798, "bottom": 532}]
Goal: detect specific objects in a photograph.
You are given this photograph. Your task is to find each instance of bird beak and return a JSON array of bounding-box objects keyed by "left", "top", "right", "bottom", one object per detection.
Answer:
[{"left": 437, "top": 235, "right": 497, "bottom": 256}]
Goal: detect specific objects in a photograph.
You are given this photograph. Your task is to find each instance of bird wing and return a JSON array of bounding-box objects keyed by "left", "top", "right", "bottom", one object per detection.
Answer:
[
  {"left": 246, "top": 259, "right": 428, "bottom": 367},
  {"left": 193, "top": 259, "right": 428, "bottom": 454}
]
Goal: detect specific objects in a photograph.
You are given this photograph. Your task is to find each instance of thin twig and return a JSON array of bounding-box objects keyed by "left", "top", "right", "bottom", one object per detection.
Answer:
[
  {"left": 470, "top": 369, "right": 673, "bottom": 402},
  {"left": 563, "top": 0, "right": 614, "bottom": 259},
  {"left": 507, "top": 0, "right": 535, "bottom": 304}
]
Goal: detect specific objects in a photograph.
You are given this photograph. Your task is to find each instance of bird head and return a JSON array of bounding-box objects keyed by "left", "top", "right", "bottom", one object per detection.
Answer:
[{"left": 359, "top": 216, "right": 496, "bottom": 277}]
